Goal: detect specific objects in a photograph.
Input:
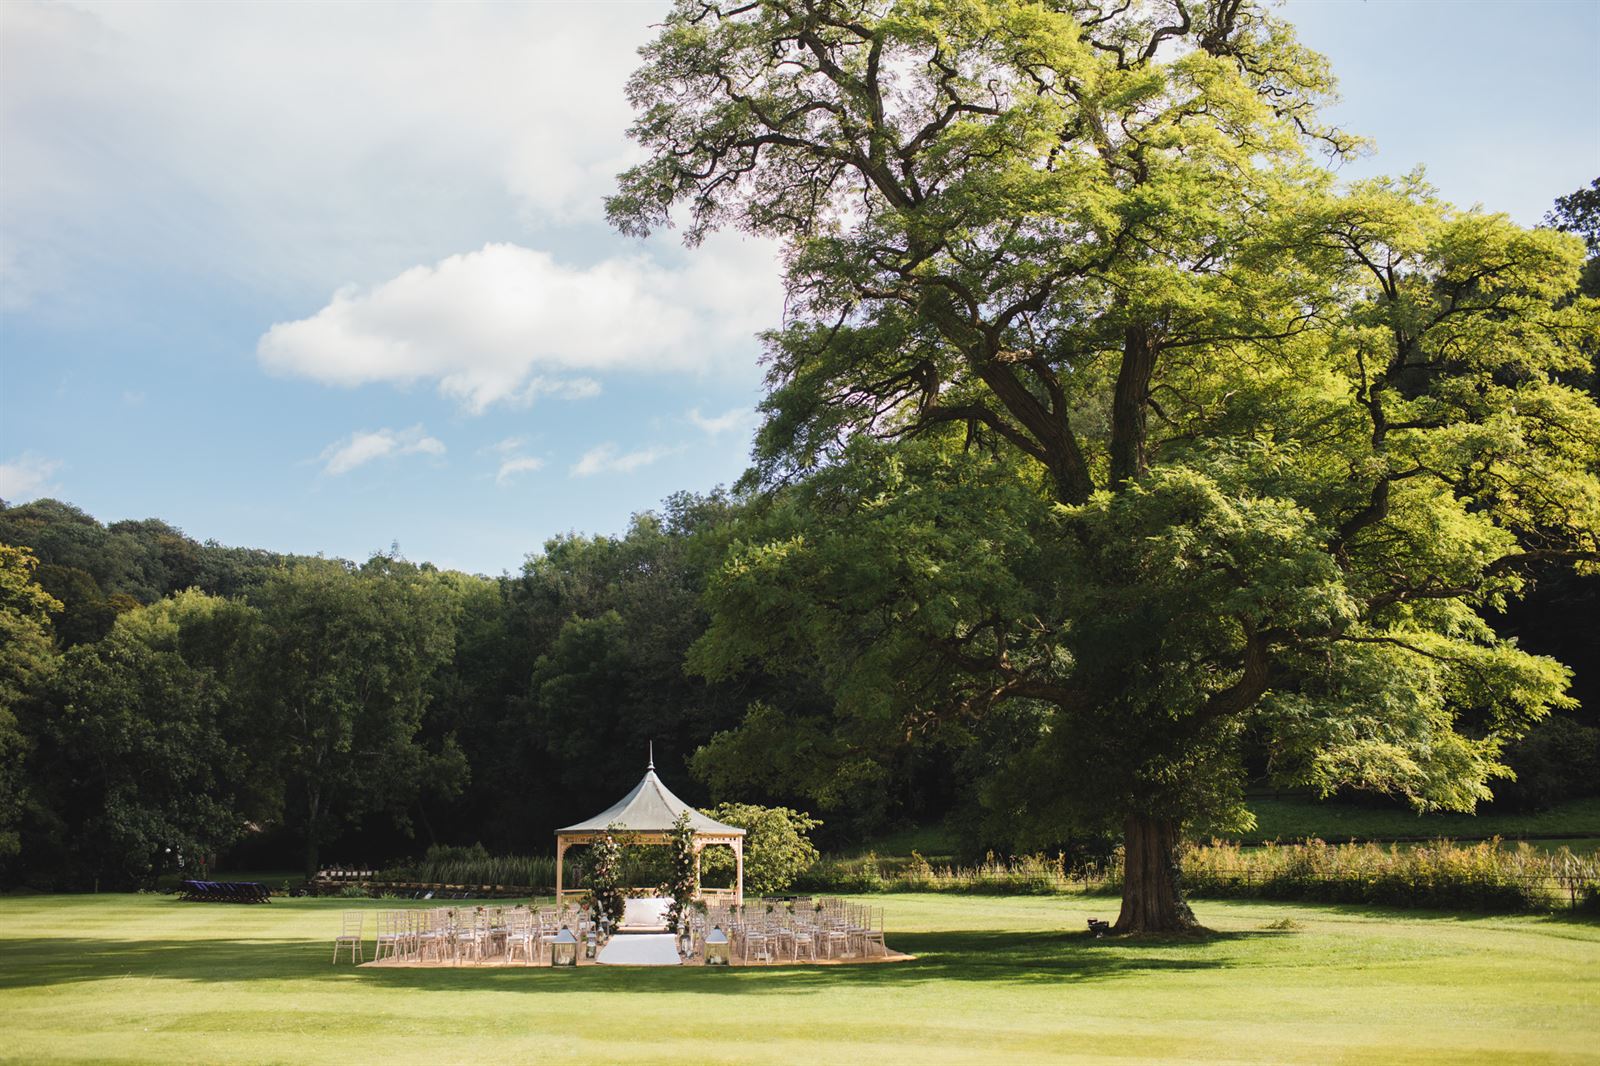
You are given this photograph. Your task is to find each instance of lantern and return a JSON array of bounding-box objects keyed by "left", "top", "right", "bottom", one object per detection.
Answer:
[
  {"left": 704, "top": 925, "right": 730, "bottom": 966},
  {"left": 550, "top": 926, "right": 579, "bottom": 968}
]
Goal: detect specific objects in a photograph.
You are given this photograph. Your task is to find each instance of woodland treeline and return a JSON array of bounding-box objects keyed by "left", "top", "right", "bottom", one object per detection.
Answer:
[
  {"left": 0, "top": 491, "right": 972, "bottom": 889},
  {"left": 0, "top": 478, "right": 1595, "bottom": 891}
]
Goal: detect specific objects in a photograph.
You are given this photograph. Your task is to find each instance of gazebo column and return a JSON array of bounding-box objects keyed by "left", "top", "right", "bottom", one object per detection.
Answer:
[
  {"left": 734, "top": 837, "right": 744, "bottom": 906},
  {"left": 692, "top": 841, "right": 704, "bottom": 899},
  {"left": 555, "top": 838, "right": 568, "bottom": 907}
]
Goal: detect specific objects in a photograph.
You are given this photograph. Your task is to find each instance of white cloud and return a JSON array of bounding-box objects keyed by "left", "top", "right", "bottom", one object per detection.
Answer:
[
  {"left": 689, "top": 406, "right": 757, "bottom": 436},
  {"left": 0, "top": 2, "right": 668, "bottom": 302},
  {"left": 484, "top": 436, "right": 528, "bottom": 456},
  {"left": 495, "top": 455, "right": 546, "bottom": 486},
  {"left": 258, "top": 236, "right": 782, "bottom": 413},
  {"left": 0, "top": 452, "right": 63, "bottom": 500},
  {"left": 319, "top": 426, "right": 445, "bottom": 476},
  {"left": 571, "top": 443, "right": 679, "bottom": 478}
]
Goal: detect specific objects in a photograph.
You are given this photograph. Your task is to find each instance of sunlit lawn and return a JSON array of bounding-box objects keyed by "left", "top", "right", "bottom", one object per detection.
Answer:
[{"left": 1, "top": 892, "right": 1596, "bottom": 1065}]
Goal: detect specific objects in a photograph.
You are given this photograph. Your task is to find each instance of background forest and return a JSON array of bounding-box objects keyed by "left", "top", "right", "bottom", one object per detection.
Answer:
[
  {"left": 3, "top": 180, "right": 1598, "bottom": 895},
  {"left": 0, "top": 476, "right": 1594, "bottom": 893}
]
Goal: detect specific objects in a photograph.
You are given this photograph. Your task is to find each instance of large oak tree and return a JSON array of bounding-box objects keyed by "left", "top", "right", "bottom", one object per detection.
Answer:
[{"left": 610, "top": 0, "right": 1600, "bottom": 930}]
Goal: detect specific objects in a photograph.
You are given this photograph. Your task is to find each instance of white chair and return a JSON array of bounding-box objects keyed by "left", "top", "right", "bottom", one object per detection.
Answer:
[
  {"left": 332, "top": 912, "right": 365, "bottom": 964},
  {"left": 744, "top": 924, "right": 774, "bottom": 964},
  {"left": 373, "top": 911, "right": 405, "bottom": 962},
  {"left": 861, "top": 907, "right": 887, "bottom": 957},
  {"left": 506, "top": 908, "right": 537, "bottom": 964}
]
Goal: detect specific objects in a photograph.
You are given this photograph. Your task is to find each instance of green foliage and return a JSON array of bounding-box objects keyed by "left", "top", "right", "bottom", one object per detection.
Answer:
[
  {"left": 0, "top": 544, "right": 60, "bottom": 861},
  {"left": 249, "top": 557, "right": 463, "bottom": 877},
  {"left": 586, "top": 825, "right": 627, "bottom": 928},
  {"left": 664, "top": 812, "right": 697, "bottom": 933},
  {"left": 24, "top": 591, "right": 261, "bottom": 888},
  {"left": 618, "top": 2, "right": 1600, "bottom": 930},
  {"left": 1493, "top": 717, "right": 1600, "bottom": 812},
  {"left": 484, "top": 493, "right": 753, "bottom": 843},
  {"left": 698, "top": 802, "right": 820, "bottom": 896},
  {"left": 1545, "top": 177, "right": 1600, "bottom": 258}
]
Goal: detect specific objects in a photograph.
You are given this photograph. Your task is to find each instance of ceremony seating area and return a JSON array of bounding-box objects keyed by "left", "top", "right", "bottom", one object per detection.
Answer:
[
  {"left": 335, "top": 903, "right": 606, "bottom": 965},
  {"left": 337, "top": 897, "right": 897, "bottom": 967}
]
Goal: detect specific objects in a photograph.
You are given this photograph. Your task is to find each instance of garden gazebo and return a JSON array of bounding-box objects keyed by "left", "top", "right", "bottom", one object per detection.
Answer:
[{"left": 554, "top": 750, "right": 745, "bottom": 907}]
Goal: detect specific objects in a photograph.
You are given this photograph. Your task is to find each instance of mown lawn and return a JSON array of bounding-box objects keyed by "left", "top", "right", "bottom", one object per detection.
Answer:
[{"left": 1, "top": 893, "right": 1597, "bottom": 1065}]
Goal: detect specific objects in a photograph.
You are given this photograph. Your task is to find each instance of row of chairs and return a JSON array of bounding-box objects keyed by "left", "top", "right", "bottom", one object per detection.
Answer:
[
  {"left": 690, "top": 897, "right": 887, "bottom": 963},
  {"left": 178, "top": 880, "right": 271, "bottom": 904},
  {"left": 334, "top": 905, "right": 600, "bottom": 965}
]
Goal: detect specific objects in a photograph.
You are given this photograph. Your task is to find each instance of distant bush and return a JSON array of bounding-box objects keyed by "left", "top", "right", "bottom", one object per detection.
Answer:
[{"left": 698, "top": 803, "right": 821, "bottom": 896}]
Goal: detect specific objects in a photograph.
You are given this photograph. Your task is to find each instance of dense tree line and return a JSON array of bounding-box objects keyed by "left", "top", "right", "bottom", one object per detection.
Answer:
[{"left": 0, "top": 492, "right": 951, "bottom": 890}]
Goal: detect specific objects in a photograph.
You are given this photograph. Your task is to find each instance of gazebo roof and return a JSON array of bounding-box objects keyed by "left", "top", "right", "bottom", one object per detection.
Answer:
[{"left": 556, "top": 759, "right": 745, "bottom": 837}]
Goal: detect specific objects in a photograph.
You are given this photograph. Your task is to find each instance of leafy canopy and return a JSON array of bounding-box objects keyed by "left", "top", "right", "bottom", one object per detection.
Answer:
[{"left": 614, "top": 0, "right": 1600, "bottom": 842}]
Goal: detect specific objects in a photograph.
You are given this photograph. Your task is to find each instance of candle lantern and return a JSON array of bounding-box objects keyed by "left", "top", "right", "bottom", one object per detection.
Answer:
[
  {"left": 550, "top": 926, "right": 579, "bottom": 968},
  {"left": 704, "top": 925, "right": 731, "bottom": 966}
]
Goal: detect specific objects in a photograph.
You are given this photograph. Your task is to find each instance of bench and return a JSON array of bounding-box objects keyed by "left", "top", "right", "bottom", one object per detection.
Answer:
[{"left": 178, "top": 880, "right": 272, "bottom": 904}]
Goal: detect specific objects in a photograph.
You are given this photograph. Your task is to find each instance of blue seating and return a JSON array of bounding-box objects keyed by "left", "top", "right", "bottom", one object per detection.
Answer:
[{"left": 178, "top": 879, "right": 272, "bottom": 903}]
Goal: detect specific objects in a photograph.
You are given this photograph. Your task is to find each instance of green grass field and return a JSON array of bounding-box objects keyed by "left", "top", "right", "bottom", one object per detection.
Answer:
[{"left": 2, "top": 893, "right": 1596, "bottom": 1065}]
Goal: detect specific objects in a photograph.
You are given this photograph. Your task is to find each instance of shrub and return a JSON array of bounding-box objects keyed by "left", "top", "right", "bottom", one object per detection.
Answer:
[
  {"left": 587, "top": 826, "right": 627, "bottom": 929},
  {"left": 699, "top": 803, "right": 820, "bottom": 896},
  {"left": 664, "top": 813, "right": 696, "bottom": 935}
]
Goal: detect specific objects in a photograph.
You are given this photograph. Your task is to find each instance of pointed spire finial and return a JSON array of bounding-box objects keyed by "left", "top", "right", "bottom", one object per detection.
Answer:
[{"left": 648, "top": 740, "right": 655, "bottom": 771}]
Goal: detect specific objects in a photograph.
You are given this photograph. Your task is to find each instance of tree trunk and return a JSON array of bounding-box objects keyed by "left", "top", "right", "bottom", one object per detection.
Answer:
[
  {"left": 1114, "top": 812, "right": 1198, "bottom": 933},
  {"left": 303, "top": 787, "right": 321, "bottom": 882}
]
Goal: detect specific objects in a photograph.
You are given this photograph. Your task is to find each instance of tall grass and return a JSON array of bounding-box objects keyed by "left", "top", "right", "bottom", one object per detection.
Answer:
[
  {"left": 1182, "top": 839, "right": 1600, "bottom": 912},
  {"left": 374, "top": 846, "right": 572, "bottom": 889},
  {"left": 796, "top": 851, "right": 1114, "bottom": 895},
  {"left": 795, "top": 839, "right": 1600, "bottom": 913},
  {"left": 372, "top": 844, "right": 666, "bottom": 891}
]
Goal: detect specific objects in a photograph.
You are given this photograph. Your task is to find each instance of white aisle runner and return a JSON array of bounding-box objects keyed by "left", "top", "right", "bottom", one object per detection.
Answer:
[{"left": 596, "top": 933, "right": 681, "bottom": 966}]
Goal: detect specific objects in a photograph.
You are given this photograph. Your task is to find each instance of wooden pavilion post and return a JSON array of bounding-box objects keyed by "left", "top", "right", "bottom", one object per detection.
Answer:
[
  {"left": 555, "top": 837, "right": 567, "bottom": 908},
  {"left": 734, "top": 837, "right": 744, "bottom": 906}
]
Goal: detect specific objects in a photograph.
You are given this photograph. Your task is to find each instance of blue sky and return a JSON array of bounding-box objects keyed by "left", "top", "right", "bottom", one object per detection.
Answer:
[{"left": 2, "top": 0, "right": 1597, "bottom": 576}]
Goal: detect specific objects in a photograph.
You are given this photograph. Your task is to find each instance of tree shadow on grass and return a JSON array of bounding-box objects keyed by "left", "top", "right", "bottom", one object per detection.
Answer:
[{"left": 0, "top": 928, "right": 1272, "bottom": 996}]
